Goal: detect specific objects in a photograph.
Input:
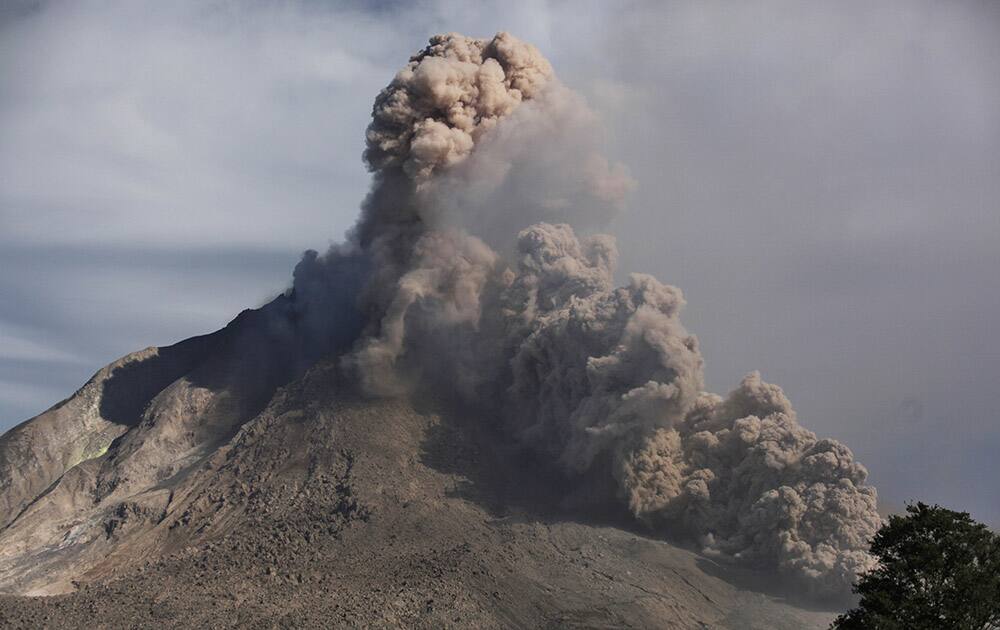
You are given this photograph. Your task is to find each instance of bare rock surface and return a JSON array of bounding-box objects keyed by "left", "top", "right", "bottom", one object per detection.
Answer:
[{"left": 0, "top": 311, "right": 838, "bottom": 628}]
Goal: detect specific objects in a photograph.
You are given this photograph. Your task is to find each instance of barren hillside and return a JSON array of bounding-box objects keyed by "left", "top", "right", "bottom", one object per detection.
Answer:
[{"left": 0, "top": 330, "right": 837, "bottom": 628}]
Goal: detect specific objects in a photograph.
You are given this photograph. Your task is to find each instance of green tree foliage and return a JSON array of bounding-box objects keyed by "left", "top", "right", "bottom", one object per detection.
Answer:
[{"left": 833, "top": 502, "right": 1000, "bottom": 629}]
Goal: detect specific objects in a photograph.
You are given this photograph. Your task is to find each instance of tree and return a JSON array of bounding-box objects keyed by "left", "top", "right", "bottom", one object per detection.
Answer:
[{"left": 833, "top": 502, "right": 1000, "bottom": 629}]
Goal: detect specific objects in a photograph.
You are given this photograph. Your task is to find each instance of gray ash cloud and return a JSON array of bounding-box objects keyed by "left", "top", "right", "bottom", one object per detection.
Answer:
[{"left": 290, "top": 31, "right": 880, "bottom": 597}]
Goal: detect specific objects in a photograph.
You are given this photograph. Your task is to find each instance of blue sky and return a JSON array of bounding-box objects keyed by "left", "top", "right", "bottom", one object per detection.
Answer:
[{"left": 1, "top": 0, "right": 998, "bottom": 524}]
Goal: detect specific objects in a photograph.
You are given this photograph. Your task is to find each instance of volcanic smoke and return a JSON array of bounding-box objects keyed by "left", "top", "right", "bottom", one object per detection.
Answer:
[{"left": 290, "top": 32, "right": 881, "bottom": 597}]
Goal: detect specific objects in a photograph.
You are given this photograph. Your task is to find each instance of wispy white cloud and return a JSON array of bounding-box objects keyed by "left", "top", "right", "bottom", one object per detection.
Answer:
[{"left": 0, "top": 323, "right": 88, "bottom": 364}]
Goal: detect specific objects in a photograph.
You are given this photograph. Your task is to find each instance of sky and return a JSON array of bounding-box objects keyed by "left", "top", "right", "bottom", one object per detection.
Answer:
[{"left": 1, "top": 0, "right": 998, "bottom": 524}]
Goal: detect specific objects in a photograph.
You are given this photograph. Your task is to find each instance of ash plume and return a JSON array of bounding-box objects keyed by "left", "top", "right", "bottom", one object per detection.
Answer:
[{"left": 291, "top": 31, "right": 880, "bottom": 597}]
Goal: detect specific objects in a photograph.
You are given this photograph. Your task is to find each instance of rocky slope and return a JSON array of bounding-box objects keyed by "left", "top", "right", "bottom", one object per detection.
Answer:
[{"left": 0, "top": 305, "right": 839, "bottom": 628}]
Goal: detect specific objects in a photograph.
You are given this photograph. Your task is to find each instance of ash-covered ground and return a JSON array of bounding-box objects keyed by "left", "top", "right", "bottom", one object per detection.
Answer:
[{"left": 0, "top": 359, "right": 837, "bottom": 628}]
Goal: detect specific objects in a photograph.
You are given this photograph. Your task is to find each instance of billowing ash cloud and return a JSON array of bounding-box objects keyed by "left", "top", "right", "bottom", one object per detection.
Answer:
[
  {"left": 364, "top": 32, "right": 553, "bottom": 184},
  {"left": 619, "top": 373, "right": 880, "bottom": 595},
  {"left": 290, "top": 31, "right": 880, "bottom": 597}
]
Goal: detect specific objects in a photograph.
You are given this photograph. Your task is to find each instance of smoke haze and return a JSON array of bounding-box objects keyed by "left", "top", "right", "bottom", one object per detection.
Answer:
[{"left": 279, "top": 32, "right": 881, "bottom": 596}]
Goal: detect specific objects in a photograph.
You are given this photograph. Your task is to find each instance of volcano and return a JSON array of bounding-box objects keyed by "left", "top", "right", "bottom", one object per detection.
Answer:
[
  {"left": 0, "top": 299, "right": 835, "bottom": 628},
  {"left": 0, "top": 31, "right": 873, "bottom": 628}
]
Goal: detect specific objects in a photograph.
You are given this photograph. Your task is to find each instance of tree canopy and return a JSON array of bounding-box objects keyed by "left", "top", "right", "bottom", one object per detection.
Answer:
[{"left": 833, "top": 502, "right": 1000, "bottom": 629}]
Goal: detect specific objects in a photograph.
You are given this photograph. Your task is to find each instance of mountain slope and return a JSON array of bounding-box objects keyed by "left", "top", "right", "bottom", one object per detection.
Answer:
[{"left": 0, "top": 308, "right": 837, "bottom": 628}]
